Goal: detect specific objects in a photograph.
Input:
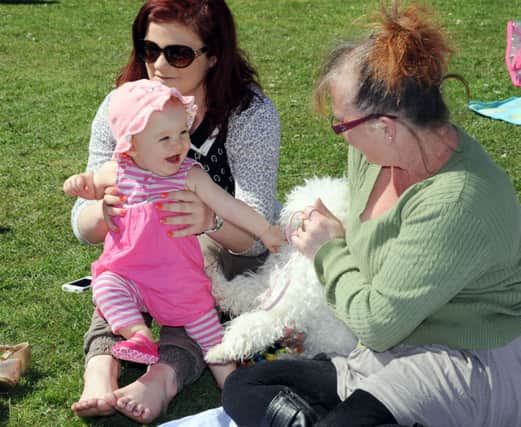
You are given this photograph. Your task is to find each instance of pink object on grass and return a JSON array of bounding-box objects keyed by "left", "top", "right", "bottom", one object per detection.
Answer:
[{"left": 506, "top": 21, "right": 521, "bottom": 87}]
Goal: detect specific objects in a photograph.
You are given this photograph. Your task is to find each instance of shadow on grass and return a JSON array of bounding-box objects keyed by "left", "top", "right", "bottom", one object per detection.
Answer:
[
  {"left": 0, "top": 396, "right": 12, "bottom": 426},
  {"left": 0, "top": 369, "right": 45, "bottom": 425},
  {"left": 82, "top": 411, "right": 146, "bottom": 427},
  {"left": 0, "top": 1, "right": 59, "bottom": 4},
  {"left": 3, "top": 368, "right": 46, "bottom": 400}
]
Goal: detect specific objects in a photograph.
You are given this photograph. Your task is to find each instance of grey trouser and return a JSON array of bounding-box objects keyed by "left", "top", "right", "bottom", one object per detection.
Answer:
[
  {"left": 332, "top": 335, "right": 521, "bottom": 427},
  {"left": 83, "top": 234, "right": 268, "bottom": 390}
]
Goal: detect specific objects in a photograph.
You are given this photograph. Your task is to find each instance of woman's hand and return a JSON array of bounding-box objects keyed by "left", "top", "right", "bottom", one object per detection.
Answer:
[
  {"left": 158, "top": 189, "right": 215, "bottom": 237},
  {"left": 289, "top": 198, "right": 345, "bottom": 259},
  {"left": 102, "top": 186, "right": 127, "bottom": 231}
]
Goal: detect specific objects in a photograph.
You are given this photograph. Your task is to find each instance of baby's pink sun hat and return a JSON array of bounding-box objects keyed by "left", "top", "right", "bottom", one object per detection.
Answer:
[{"left": 108, "top": 79, "right": 197, "bottom": 158}]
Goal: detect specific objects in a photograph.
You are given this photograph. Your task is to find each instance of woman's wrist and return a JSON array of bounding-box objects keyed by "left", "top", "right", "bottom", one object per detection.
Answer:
[
  {"left": 204, "top": 214, "right": 225, "bottom": 234},
  {"left": 203, "top": 218, "right": 255, "bottom": 253}
]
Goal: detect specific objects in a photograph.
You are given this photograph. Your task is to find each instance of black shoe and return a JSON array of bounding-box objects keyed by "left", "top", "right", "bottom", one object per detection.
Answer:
[
  {"left": 377, "top": 424, "right": 426, "bottom": 427},
  {"left": 261, "top": 389, "right": 320, "bottom": 427}
]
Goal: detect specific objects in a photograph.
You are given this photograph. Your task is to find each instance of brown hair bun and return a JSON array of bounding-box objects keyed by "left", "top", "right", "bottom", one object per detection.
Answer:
[{"left": 368, "top": 1, "right": 454, "bottom": 94}]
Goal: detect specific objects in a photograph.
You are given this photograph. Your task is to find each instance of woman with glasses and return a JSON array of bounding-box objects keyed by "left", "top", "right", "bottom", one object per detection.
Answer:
[
  {"left": 222, "top": 2, "right": 521, "bottom": 426},
  {"left": 70, "top": 0, "right": 280, "bottom": 423}
]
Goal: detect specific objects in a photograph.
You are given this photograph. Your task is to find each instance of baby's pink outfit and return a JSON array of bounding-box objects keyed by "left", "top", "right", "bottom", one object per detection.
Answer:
[{"left": 91, "top": 156, "right": 223, "bottom": 354}]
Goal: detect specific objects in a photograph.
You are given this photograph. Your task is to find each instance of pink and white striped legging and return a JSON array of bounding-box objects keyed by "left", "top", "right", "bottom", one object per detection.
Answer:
[{"left": 92, "top": 271, "right": 224, "bottom": 355}]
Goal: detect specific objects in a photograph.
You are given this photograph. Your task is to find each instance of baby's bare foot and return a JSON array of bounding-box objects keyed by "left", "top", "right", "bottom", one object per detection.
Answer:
[
  {"left": 71, "top": 355, "right": 119, "bottom": 417},
  {"left": 106, "top": 362, "right": 177, "bottom": 423}
]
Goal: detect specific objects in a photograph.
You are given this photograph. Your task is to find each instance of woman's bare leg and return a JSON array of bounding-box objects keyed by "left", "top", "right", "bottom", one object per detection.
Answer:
[{"left": 210, "top": 362, "right": 236, "bottom": 389}]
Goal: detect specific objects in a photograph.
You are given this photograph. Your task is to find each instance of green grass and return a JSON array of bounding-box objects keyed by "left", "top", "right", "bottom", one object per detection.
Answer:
[{"left": 1, "top": 0, "right": 520, "bottom": 425}]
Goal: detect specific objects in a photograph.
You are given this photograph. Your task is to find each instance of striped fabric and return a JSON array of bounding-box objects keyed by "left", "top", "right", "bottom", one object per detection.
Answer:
[
  {"left": 92, "top": 271, "right": 148, "bottom": 334},
  {"left": 185, "top": 308, "right": 224, "bottom": 355},
  {"left": 117, "top": 155, "right": 198, "bottom": 206},
  {"left": 93, "top": 271, "right": 225, "bottom": 354}
]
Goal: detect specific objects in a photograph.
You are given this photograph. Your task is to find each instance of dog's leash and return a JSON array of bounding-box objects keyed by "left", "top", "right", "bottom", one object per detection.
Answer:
[
  {"left": 284, "top": 207, "right": 319, "bottom": 241},
  {"left": 258, "top": 252, "right": 300, "bottom": 311},
  {"left": 259, "top": 277, "right": 292, "bottom": 311},
  {"left": 262, "top": 207, "right": 319, "bottom": 311}
]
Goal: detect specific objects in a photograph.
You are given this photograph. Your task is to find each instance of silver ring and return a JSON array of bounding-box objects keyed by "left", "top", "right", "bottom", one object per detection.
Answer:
[{"left": 285, "top": 210, "right": 304, "bottom": 241}]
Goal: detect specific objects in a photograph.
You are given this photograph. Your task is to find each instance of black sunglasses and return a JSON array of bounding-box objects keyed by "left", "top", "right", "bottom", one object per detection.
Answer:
[{"left": 136, "top": 40, "right": 208, "bottom": 69}]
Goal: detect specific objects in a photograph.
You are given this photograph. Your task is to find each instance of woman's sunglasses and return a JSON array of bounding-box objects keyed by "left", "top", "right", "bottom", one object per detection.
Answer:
[{"left": 136, "top": 40, "right": 208, "bottom": 69}]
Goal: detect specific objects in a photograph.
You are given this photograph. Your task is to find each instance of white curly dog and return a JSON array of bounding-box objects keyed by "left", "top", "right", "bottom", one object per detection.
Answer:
[{"left": 206, "top": 176, "right": 357, "bottom": 363}]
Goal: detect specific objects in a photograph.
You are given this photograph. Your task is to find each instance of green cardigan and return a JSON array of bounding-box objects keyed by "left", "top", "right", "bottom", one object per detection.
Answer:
[{"left": 314, "top": 127, "right": 521, "bottom": 352}]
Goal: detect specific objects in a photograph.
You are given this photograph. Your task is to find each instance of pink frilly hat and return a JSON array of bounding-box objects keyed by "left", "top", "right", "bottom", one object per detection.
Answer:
[{"left": 108, "top": 79, "right": 197, "bottom": 158}]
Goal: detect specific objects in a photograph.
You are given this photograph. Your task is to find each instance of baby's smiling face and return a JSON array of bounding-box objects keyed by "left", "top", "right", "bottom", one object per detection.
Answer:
[{"left": 128, "top": 100, "right": 191, "bottom": 177}]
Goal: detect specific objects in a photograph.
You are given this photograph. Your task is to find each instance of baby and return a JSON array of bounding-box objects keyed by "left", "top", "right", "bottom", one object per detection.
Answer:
[{"left": 64, "top": 79, "right": 285, "bottom": 387}]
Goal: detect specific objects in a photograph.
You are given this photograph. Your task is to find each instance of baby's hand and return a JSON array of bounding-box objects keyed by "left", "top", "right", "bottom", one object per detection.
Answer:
[
  {"left": 63, "top": 172, "right": 97, "bottom": 199},
  {"left": 260, "top": 224, "right": 286, "bottom": 253}
]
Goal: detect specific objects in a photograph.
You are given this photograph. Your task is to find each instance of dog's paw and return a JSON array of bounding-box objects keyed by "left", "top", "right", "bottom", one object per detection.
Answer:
[{"left": 205, "top": 344, "right": 231, "bottom": 364}]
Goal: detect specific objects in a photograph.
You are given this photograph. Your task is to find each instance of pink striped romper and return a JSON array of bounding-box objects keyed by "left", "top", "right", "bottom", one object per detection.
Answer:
[{"left": 91, "top": 156, "right": 223, "bottom": 355}]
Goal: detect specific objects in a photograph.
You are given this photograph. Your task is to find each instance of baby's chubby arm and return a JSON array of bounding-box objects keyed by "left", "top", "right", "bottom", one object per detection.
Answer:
[
  {"left": 186, "top": 166, "right": 286, "bottom": 252},
  {"left": 63, "top": 161, "right": 117, "bottom": 200}
]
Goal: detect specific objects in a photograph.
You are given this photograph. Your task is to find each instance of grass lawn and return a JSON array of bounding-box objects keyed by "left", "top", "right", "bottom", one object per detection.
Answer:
[{"left": 1, "top": 0, "right": 520, "bottom": 425}]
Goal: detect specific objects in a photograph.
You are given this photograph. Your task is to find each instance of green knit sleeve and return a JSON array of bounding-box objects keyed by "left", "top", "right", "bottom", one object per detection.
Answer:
[{"left": 314, "top": 203, "right": 492, "bottom": 352}]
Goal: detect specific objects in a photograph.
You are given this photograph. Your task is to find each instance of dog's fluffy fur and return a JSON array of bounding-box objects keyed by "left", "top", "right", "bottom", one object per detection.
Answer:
[{"left": 206, "top": 176, "right": 357, "bottom": 363}]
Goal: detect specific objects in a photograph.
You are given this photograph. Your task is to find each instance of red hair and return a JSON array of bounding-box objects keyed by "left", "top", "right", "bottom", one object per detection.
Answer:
[
  {"left": 116, "top": 0, "right": 260, "bottom": 130},
  {"left": 314, "top": 1, "right": 462, "bottom": 127},
  {"left": 368, "top": 1, "right": 454, "bottom": 94}
]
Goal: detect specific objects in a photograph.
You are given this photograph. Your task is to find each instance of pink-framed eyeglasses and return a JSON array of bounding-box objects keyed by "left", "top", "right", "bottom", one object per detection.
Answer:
[{"left": 331, "top": 113, "right": 396, "bottom": 134}]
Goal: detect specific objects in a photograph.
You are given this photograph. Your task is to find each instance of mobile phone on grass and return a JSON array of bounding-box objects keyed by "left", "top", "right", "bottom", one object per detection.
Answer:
[{"left": 61, "top": 276, "right": 92, "bottom": 293}]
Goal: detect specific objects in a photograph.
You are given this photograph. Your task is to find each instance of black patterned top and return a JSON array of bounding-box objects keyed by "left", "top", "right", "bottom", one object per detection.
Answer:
[{"left": 189, "top": 116, "right": 234, "bottom": 196}]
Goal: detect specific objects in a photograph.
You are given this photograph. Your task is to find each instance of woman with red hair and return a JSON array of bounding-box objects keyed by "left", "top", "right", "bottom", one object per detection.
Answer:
[{"left": 70, "top": 0, "right": 280, "bottom": 422}]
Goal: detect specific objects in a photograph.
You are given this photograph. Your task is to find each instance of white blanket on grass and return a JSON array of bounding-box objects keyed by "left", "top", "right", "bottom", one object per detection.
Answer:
[{"left": 159, "top": 407, "right": 237, "bottom": 427}]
